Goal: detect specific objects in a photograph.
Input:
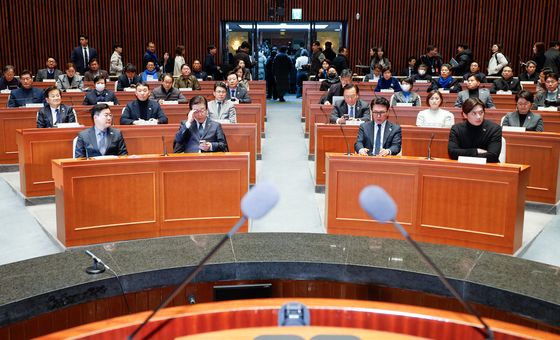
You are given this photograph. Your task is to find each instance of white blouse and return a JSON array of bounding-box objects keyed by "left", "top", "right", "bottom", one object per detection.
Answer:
[{"left": 416, "top": 108, "right": 455, "bottom": 128}]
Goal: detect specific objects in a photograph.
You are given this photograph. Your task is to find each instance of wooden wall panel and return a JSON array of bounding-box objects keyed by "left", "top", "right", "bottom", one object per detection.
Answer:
[{"left": 0, "top": 0, "right": 558, "bottom": 77}]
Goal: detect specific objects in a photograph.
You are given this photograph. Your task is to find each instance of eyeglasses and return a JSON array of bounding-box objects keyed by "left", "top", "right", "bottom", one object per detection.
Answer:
[{"left": 371, "top": 111, "right": 387, "bottom": 116}]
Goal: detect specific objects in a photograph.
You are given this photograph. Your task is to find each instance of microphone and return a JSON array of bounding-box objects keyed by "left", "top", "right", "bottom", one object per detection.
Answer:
[
  {"left": 359, "top": 186, "right": 494, "bottom": 340},
  {"left": 338, "top": 120, "right": 352, "bottom": 156},
  {"left": 85, "top": 144, "right": 91, "bottom": 160},
  {"left": 128, "top": 182, "right": 280, "bottom": 339},
  {"left": 161, "top": 135, "right": 168, "bottom": 156},
  {"left": 426, "top": 133, "right": 435, "bottom": 160},
  {"left": 389, "top": 104, "right": 399, "bottom": 125}
]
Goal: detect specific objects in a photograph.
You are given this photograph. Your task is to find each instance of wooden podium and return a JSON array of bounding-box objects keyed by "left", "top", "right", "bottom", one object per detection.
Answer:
[
  {"left": 52, "top": 153, "right": 249, "bottom": 247},
  {"left": 325, "top": 154, "right": 530, "bottom": 254}
]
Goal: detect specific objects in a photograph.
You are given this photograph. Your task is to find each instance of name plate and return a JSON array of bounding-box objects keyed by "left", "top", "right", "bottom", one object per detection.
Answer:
[
  {"left": 415, "top": 80, "right": 428, "bottom": 83},
  {"left": 537, "top": 106, "right": 558, "bottom": 112},
  {"left": 162, "top": 100, "right": 179, "bottom": 105},
  {"left": 496, "top": 90, "right": 512, "bottom": 95},
  {"left": 319, "top": 79, "right": 326, "bottom": 82},
  {"left": 217, "top": 119, "right": 231, "bottom": 124},
  {"left": 97, "top": 101, "right": 114, "bottom": 106},
  {"left": 502, "top": 126, "right": 526, "bottom": 132},
  {"left": 179, "top": 88, "right": 193, "bottom": 91},
  {"left": 520, "top": 81, "right": 535, "bottom": 86},
  {"left": 25, "top": 103, "right": 44, "bottom": 108},
  {"left": 0, "top": 89, "right": 11, "bottom": 94},
  {"left": 66, "top": 89, "right": 82, "bottom": 93},
  {"left": 439, "top": 90, "right": 450, "bottom": 94},
  {"left": 368, "top": 80, "right": 377, "bottom": 83},
  {"left": 42, "top": 79, "right": 56, "bottom": 83},
  {"left": 56, "top": 122, "right": 82, "bottom": 128},
  {"left": 345, "top": 120, "right": 363, "bottom": 126},
  {"left": 458, "top": 156, "right": 487, "bottom": 165},
  {"left": 123, "top": 87, "right": 136, "bottom": 92},
  {"left": 91, "top": 155, "right": 119, "bottom": 160},
  {"left": 395, "top": 103, "right": 413, "bottom": 107},
  {"left": 380, "top": 89, "right": 395, "bottom": 93}
]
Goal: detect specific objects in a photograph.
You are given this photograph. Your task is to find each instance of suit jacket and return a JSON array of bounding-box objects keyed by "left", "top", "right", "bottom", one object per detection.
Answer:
[
  {"left": 225, "top": 86, "right": 251, "bottom": 103},
  {"left": 330, "top": 99, "right": 371, "bottom": 123},
  {"left": 502, "top": 111, "right": 544, "bottom": 131},
  {"left": 149, "top": 86, "right": 187, "bottom": 103},
  {"left": 74, "top": 126, "right": 127, "bottom": 158},
  {"left": 120, "top": 99, "right": 168, "bottom": 125},
  {"left": 173, "top": 119, "right": 228, "bottom": 153},
  {"left": 320, "top": 82, "right": 344, "bottom": 104},
  {"left": 533, "top": 90, "right": 560, "bottom": 109},
  {"left": 70, "top": 46, "right": 98, "bottom": 75},
  {"left": 116, "top": 74, "right": 142, "bottom": 91},
  {"left": 354, "top": 120, "right": 402, "bottom": 156},
  {"left": 36, "top": 104, "right": 76, "bottom": 128},
  {"left": 203, "top": 53, "right": 220, "bottom": 79},
  {"left": 35, "top": 68, "right": 63, "bottom": 82},
  {"left": 490, "top": 78, "right": 521, "bottom": 94},
  {"left": 82, "top": 89, "right": 120, "bottom": 105},
  {"left": 8, "top": 87, "right": 44, "bottom": 107},
  {"left": 208, "top": 100, "right": 237, "bottom": 123},
  {"left": 454, "top": 89, "right": 496, "bottom": 109},
  {"left": 543, "top": 47, "right": 560, "bottom": 74},
  {"left": 83, "top": 69, "right": 110, "bottom": 82},
  {"left": 56, "top": 74, "right": 84, "bottom": 91}
]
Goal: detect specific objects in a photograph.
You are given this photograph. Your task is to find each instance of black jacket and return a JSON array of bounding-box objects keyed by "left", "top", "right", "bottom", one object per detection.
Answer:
[{"left": 451, "top": 49, "right": 473, "bottom": 76}]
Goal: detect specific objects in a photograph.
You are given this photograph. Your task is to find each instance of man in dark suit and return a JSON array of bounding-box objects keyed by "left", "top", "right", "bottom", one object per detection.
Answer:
[
  {"left": 355, "top": 97, "right": 402, "bottom": 156},
  {"left": 8, "top": 70, "right": 44, "bottom": 107},
  {"left": 74, "top": 103, "right": 127, "bottom": 158},
  {"left": 70, "top": 34, "right": 98, "bottom": 75},
  {"left": 225, "top": 72, "right": 252, "bottom": 103},
  {"left": 543, "top": 41, "right": 560, "bottom": 74},
  {"left": 330, "top": 84, "right": 370, "bottom": 124},
  {"left": 36, "top": 87, "right": 76, "bottom": 128},
  {"left": 332, "top": 47, "right": 349, "bottom": 75},
  {"left": 204, "top": 44, "right": 222, "bottom": 80},
  {"left": 117, "top": 64, "right": 142, "bottom": 91},
  {"left": 173, "top": 95, "right": 228, "bottom": 153},
  {"left": 120, "top": 82, "right": 168, "bottom": 125},
  {"left": 35, "top": 57, "right": 63, "bottom": 82}
]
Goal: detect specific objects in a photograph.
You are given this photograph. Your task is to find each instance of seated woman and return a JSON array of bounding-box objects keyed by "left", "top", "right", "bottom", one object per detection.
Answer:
[
  {"left": 416, "top": 91, "right": 454, "bottom": 127},
  {"left": 56, "top": 63, "right": 84, "bottom": 92},
  {"left": 316, "top": 59, "right": 331, "bottom": 80},
  {"left": 462, "top": 61, "right": 487, "bottom": 83},
  {"left": 454, "top": 74, "right": 496, "bottom": 108},
  {"left": 490, "top": 66, "right": 521, "bottom": 94},
  {"left": 173, "top": 64, "right": 201, "bottom": 90},
  {"left": 502, "top": 90, "right": 544, "bottom": 131},
  {"left": 533, "top": 73, "right": 560, "bottom": 109},
  {"left": 390, "top": 77, "right": 421, "bottom": 106},
  {"left": 236, "top": 59, "right": 252, "bottom": 81},
  {"left": 364, "top": 63, "right": 382, "bottom": 82},
  {"left": 448, "top": 97, "right": 502, "bottom": 163},
  {"left": 519, "top": 60, "right": 539, "bottom": 83},
  {"left": 83, "top": 76, "right": 119, "bottom": 105},
  {"left": 319, "top": 67, "right": 340, "bottom": 91},
  {"left": 374, "top": 67, "right": 401, "bottom": 92},
  {"left": 235, "top": 66, "right": 250, "bottom": 90},
  {"left": 36, "top": 87, "right": 77, "bottom": 128},
  {"left": 427, "top": 64, "right": 461, "bottom": 93},
  {"left": 140, "top": 61, "right": 161, "bottom": 81}
]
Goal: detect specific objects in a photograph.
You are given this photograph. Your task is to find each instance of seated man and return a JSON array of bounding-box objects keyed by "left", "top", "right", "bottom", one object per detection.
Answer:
[
  {"left": 364, "top": 63, "right": 382, "bottom": 82},
  {"left": 173, "top": 95, "right": 228, "bottom": 153},
  {"left": 355, "top": 97, "right": 401, "bottom": 156},
  {"left": 411, "top": 64, "right": 433, "bottom": 82},
  {"left": 490, "top": 66, "right": 521, "bottom": 94},
  {"left": 207, "top": 82, "right": 236, "bottom": 123},
  {"left": 225, "top": 71, "right": 251, "bottom": 103},
  {"left": 83, "top": 76, "right": 119, "bottom": 105},
  {"left": 83, "top": 58, "right": 109, "bottom": 81},
  {"left": 120, "top": 82, "right": 168, "bottom": 125},
  {"left": 149, "top": 74, "right": 187, "bottom": 104},
  {"left": 117, "top": 64, "right": 142, "bottom": 91},
  {"left": 321, "top": 69, "right": 353, "bottom": 105},
  {"left": 0, "top": 65, "right": 20, "bottom": 90},
  {"left": 533, "top": 73, "right": 560, "bottom": 109},
  {"left": 192, "top": 60, "right": 208, "bottom": 80},
  {"left": 519, "top": 60, "right": 539, "bottom": 83},
  {"left": 502, "top": 90, "right": 544, "bottom": 131},
  {"left": 462, "top": 61, "right": 487, "bottom": 83},
  {"left": 454, "top": 74, "right": 495, "bottom": 108},
  {"left": 35, "top": 57, "right": 63, "bottom": 82},
  {"left": 330, "top": 84, "right": 370, "bottom": 124},
  {"left": 448, "top": 97, "right": 502, "bottom": 163},
  {"left": 174, "top": 64, "right": 201, "bottom": 90},
  {"left": 36, "top": 87, "right": 76, "bottom": 128},
  {"left": 8, "top": 70, "right": 44, "bottom": 107},
  {"left": 75, "top": 103, "right": 127, "bottom": 158},
  {"left": 140, "top": 61, "right": 160, "bottom": 82}
]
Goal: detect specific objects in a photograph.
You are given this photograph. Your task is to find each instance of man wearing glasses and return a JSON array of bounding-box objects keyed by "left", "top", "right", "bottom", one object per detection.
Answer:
[
  {"left": 74, "top": 103, "right": 128, "bottom": 158},
  {"left": 207, "top": 82, "right": 237, "bottom": 123},
  {"left": 173, "top": 95, "right": 228, "bottom": 153},
  {"left": 355, "top": 97, "right": 401, "bottom": 156}
]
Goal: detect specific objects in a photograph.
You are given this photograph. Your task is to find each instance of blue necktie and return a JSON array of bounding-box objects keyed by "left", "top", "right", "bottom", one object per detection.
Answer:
[
  {"left": 55, "top": 109, "right": 61, "bottom": 124},
  {"left": 349, "top": 106, "right": 354, "bottom": 118},
  {"left": 231, "top": 90, "right": 235, "bottom": 98},
  {"left": 374, "top": 124, "right": 382, "bottom": 155},
  {"left": 98, "top": 132, "right": 106, "bottom": 155}
]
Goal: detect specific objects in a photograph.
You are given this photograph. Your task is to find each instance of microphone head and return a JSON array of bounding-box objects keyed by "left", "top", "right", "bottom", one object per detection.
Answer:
[
  {"left": 241, "top": 182, "right": 279, "bottom": 219},
  {"left": 359, "top": 185, "right": 397, "bottom": 223}
]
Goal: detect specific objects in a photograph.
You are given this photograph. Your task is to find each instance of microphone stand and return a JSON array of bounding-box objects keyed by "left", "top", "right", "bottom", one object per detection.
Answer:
[{"left": 426, "top": 133, "right": 435, "bottom": 160}]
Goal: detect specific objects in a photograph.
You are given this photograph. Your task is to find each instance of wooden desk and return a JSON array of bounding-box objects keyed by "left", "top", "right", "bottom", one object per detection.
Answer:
[
  {"left": 325, "top": 154, "right": 529, "bottom": 254},
  {"left": 17, "top": 124, "right": 257, "bottom": 197},
  {"left": 52, "top": 153, "right": 249, "bottom": 247}
]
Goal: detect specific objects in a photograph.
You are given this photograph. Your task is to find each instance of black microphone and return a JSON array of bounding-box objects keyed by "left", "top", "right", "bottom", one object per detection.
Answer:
[
  {"left": 389, "top": 104, "right": 400, "bottom": 125},
  {"left": 85, "top": 144, "right": 91, "bottom": 160},
  {"left": 128, "top": 182, "right": 280, "bottom": 340},
  {"left": 427, "top": 133, "right": 435, "bottom": 160},
  {"left": 359, "top": 186, "right": 494, "bottom": 340},
  {"left": 338, "top": 119, "right": 352, "bottom": 156},
  {"left": 161, "top": 135, "right": 168, "bottom": 156}
]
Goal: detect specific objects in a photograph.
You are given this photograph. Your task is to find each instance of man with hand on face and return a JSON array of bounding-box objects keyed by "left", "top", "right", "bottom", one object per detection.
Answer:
[
  {"left": 355, "top": 97, "right": 401, "bottom": 156},
  {"left": 208, "top": 82, "right": 236, "bottom": 123},
  {"left": 74, "top": 103, "right": 127, "bottom": 158},
  {"left": 120, "top": 82, "right": 168, "bottom": 125},
  {"left": 225, "top": 72, "right": 251, "bottom": 103},
  {"left": 173, "top": 95, "right": 228, "bottom": 153},
  {"left": 330, "top": 84, "right": 370, "bottom": 124},
  {"left": 150, "top": 74, "right": 186, "bottom": 104}
]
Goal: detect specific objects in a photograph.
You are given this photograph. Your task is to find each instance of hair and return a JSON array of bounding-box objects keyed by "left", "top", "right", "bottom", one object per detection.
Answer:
[
  {"left": 233, "top": 66, "right": 244, "bottom": 75},
  {"left": 546, "top": 73, "right": 559, "bottom": 82},
  {"left": 79, "top": 34, "right": 88, "bottom": 40},
  {"left": 462, "top": 97, "right": 485, "bottom": 115},
  {"left": 146, "top": 60, "right": 155, "bottom": 66},
  {"left": 516, "top": 90, "right": 534, "bottom": 103},
  {"left": 458, "top": 43, "right": 469, "bottom": 49},
  {"left": 125, "top": 64, "right": 137, "bottom": 73},
  {"left": 175, "top": 45, "right": 185, "bottom": 56},
  {"left": 470, "top": 61, "right": 480, "bottom": 68},
  {"left": 407, "top": 56, "right": 416, "bottom": 63},
  {"left": 136, "top": 81, "right": 150, "bottom": 89},
  {"left": 325, "top": 41, "right": 332, "bottom": 47},
  {"left": 3, "top": 65, "right": 15, "bottom": 73},
  {"left": 193, "top": 59, "right": 201, "bottom": 64},
  {"left": 240, "top": 41, "right": 251, "bottom": 50},
  {"left": 113, "top": 43, "right": 122, "bottom": 50},
  {"left": 441, "top": 63, "right": 452, "bottom": 72},
  {"left": 322, "top": 59, "right": 331, "bottom": 66},
  {"left": 89, "top": 58, "right": 99, "bottom": 65},
  {"left": 93, "top": 75, "right": 106, "bottom": 83},
  {"left": 418, "top": 63, "right": 428, "bottom": 69},
  {"left": 340, "top": 69, "right": 353, "bottom": 78},
  {"left": 214, "top": 81, "right": 227, "bottom": 91},
  {"left": 371, "top": 97, "right": 390, "bottom": 110},
  {"left": 146, "top": 41, "right": 155, "bottom": 47},
  {"left": 65, "top": 62, "right": 76, "bottom": 70},
  {"left": 161, "top": 73, "right": 174, "bottom": 82},
  {"left": 20, "top": 70, "right": 32, "bottom": 78},
  {"left": 526, "top": 60, "right": 537, "bottom": 67},
  {"left": 44, "top": 86, "right": 60, "bottom": 98},
  {"left": 189, "top": 95, "right": 208, "bottom": 109},
  {"left": 550, "top": 41, "right": 559, "bottom": 48},
  {"left": 227, "top": 70, "right": 237, "bottom": 78},
  {"left": 402, "top": 77, "right": 414, "bottom": 86},
  {"left": 343, "top": 83, "right": 359, "bottom": 95},
  {"left": 278, "top": 46, "right": 288, "bottom": 53},
  {"left": 181, "top": 63, "right": 191, "bottom": 70},
  {"left": 338, "top": 47, "right": 347, "bottom": 53},
  {"left": 492, "top": 43, "right": 503, "bottom": 52},
  {"left": 312, "top": 40, "right": 321, "bottom": 47},
  {"left": 426, "top": 90, "right": 442, "bottom": 106},
  {"left": 381, "top": 66, "right": 391, "bottom": 74},
  {"left": 468, "top": 74, "right": 482, "bottom": 82},
  {"left": 90, "top": 103, "right": 110, "bottom": 120},
  {"left": 534, "top": 42, "right": 546, "bottom": 55},
  {"left": 207, "top": 44, "right": 216, "bottom": 52},
  {"left": 426, "top": 45, "right": 437, "bottom": 53}
]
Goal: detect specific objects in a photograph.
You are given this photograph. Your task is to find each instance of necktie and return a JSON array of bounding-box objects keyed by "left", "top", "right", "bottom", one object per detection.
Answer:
[
  {"left": 349, "top": 106, "right": 354, "bottom": 118},
  {"left": 98, "top": 131, "right": 106, "bottom": 155},
  {"left": 374, "top": 124, "right": 382, "bottom": 155},
  {"left": 217, "top": 102, "right": 222, "bottom": 115},
  {"left": 55, "top": 109, "right": 61, "bottom": 124},
  {"left": 231, "top": 90, "right": 235, "bottom": 98},
  {"left": 198, "top": 122, "right": 204, "bottom": 135},
  {"left": 83, "top": 48, "right": 89, "bottom": 67}
]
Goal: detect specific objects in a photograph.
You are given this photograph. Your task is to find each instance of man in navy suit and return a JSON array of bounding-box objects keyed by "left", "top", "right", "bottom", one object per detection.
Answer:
[
  {"left": 120, "top": 82, "right": 168, "bottom": 125},
  {"left": 117, "top": 64, "right": 142, "bottom": 91},
  {"left": 74, "top": 103, "right": 127, "bottom": 158},
  {"left": 225, "top": 72, "right": 252, "bottom": 103},
  {"left": 355, "top": 97, "right": 401, "bottom": 156},
  {"left": 173, "top": 95, "right": 228, "bottom": 153},
  {"left": 8, "top": 70, "right": 44, "bottom": 107},
  {"left": 330, "top": 84, "right": 370, "bottom": 124},
  {"left": 70, "top": 34, "right": 98, "bottom": 75}
]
